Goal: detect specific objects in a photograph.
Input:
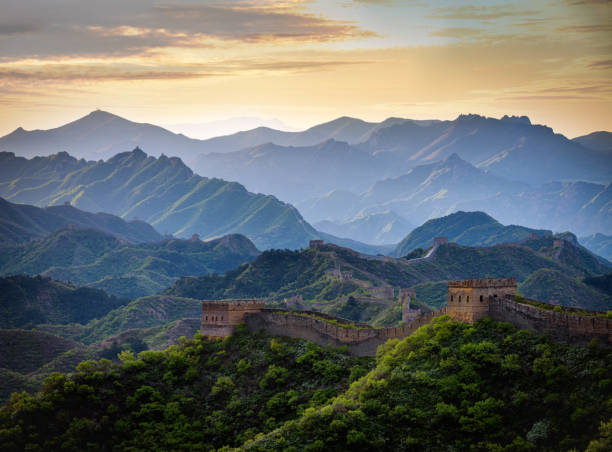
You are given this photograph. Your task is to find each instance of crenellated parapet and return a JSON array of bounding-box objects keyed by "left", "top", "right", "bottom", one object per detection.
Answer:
[
  {"left": 200, "top": 299, "right": 265, "bottom": 338},
  {"left": 447, "top": 277, "right": 517, "bottom": 323},
  {"left": 200, "top": 278, "right": 611, "bottom": 355}
]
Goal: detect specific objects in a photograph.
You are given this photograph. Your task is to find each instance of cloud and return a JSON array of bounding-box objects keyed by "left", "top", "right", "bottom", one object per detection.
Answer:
[
  {"left": 498, "top": 83, "right": 612, "bottom": 102},
  {"left": 589, "top": 59, "right": 612, "bottom": 69},
  {"left": 564, "top": 0, "right": 611, "bottom": 5},
  {"left": 429, "top": 27, "right": 484, "bottom": 38},
  {"left": 559, "top": 24, "right": 612, "bottom": 33},
  {"left": 0, "top": 59, "right": 369, "bottom": 83},
  {"left": 430, "top": 5, "right": 540, "bottom": 21},
  {"left": 0, "top": 23, "right": 41, "bottom": 35},
  {"left": 0, "top": 0, "right": 376, "bottom": 60},
  {"left": 350, "top": 0, "right": 418, "bottom": 4}
]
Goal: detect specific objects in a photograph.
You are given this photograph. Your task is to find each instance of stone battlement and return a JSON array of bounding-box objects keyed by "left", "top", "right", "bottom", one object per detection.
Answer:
[
  {"left": 309, "top": 240, "right": 325, "bottom": 248},
  {"left": 491, "top": 295, "right": 611, "bottom": 346},
  {"left": 201, "top": 277, "right": 611, "bottom": 355},
  {"left": 201, "top": 299, "right": 266, "bottom": 338},
  {"left": 448, "top": 277, "right": 516, "bottom": 288},
  {"left": 201, "top": 299, "right": 266, "bottom": 310}
]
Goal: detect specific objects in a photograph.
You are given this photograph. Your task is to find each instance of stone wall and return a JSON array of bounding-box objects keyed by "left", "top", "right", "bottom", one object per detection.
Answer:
[
  {"left": 490, "top": 295, "right": 611, "bottom": 346},
  {"left": 201, "top": 299, "right": 265, "bottom": 338},
  {"left": 369, "top": 286, "right": 395, "bottom": 299},
  {"left": 244, "top": 307, "right": 448, "bottom": 356},
  {"left": 447, "top": 278, "right": 517, "bottom": 323}
]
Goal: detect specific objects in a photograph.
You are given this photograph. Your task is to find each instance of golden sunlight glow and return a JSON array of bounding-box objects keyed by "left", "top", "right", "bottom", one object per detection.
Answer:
[{"left": 0, "top": 0, "right": 610, "bottom": 137}]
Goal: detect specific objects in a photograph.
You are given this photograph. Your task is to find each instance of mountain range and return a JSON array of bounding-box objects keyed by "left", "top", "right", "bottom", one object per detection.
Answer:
[
  {"left": 298, "top": 155, "right": 611, "bottom": 238},
  {"left": 392, "top": 211, "right": 552, "bottom": 257},
  {"left": 315, "top": 211, "right": 414, "bottom": 245},
  {"left": 167, "top": 237, "right": 611, "bottom": 314},
  {"left": 0, "top": 149, "right": 320, "bottom": 250},
  {"left": 1, "top": 110, "right": 610, "bottom": 243},
  {"left": 0, "top": 227, "right": 260, "bottom": 299},
  {"left": 0, "top": 197, "right": 162, "bottom": 245},
  {"left": 579, "top": 233, "right": 612, "bottom": 261},
  {"left": 191, "top": 113, "right": 611, "bottom": 200},
  {"left": 4, "top": 111, "right": 609, "bottom": 187}
]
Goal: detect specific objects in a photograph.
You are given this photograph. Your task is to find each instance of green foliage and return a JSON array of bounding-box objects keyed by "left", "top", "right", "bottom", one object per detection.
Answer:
[
  {"left": 0, "top": 275, "right": 130, "bottom": 329},
  {"left": 167, "top": 238, "right": 610, "bottom": 319},
  {"left": 0, "top": 229, "right": 260, "bottom": 299},
  {"left": 0, "top": 329, "right": 372, "bottom": 451},
  {"left": 520, "top": 269, "right": 611, "bottom": 311},
  {"left": 243, "top": 318, "right": 612, "bottom": 451},
  {"left": 583, "top": 273, "right": 612, "bottom": 296}
]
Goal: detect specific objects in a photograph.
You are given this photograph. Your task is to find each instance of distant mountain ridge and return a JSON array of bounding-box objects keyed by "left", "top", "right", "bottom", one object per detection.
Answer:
[
  {"left": 299, "top": 156, "right": 611, "bottom": 238},
  {"left": 580, "top": 233, "right": 612, "bottom": 261},
  {"left": 315, "top": 211, "right": 414, "bottom": 245},
  {"left": 3, "top": 110, "right": 608, "bottom": 187},
  {"left": 0, "top": 110, "right": 204, "bottom": 161},
  {"left": 0, "top": 149, "right": 319, "bottom": 250},
  {"left": 392, "top": 211, "right": 552, "bottom": 257},
  {"left": 572, "top": 131, "right": 612, "bottom": 153},
  {"left": 193, "top": 139, "right": 401, "bottom": 203},
  {"left": 455, "top": 181, "right": 611, "bottom": 236},
  {"left": 297, "top": 153, "right": 523, "bottom": 225},
  {"left": 0, "top": 197, "right": 162, "bottom": 245},
  {"left": 2, "top": 110, "right": 610, "bottom": 242}
]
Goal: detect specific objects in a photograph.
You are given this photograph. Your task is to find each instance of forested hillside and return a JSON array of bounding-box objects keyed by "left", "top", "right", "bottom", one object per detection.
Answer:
[
  {"left": 0, "top": 228, "right": 259, "bottom": 299},
  {"left": 242, "top": 318, "right": 612, "bottom": 451},
  {"left": 0, "top": 328, "right": 373, "bottom": 451},
  {"left": 1, "top": 319, "right": 610, "bottom": 451},
  {"left": 166, "top": 241, "right": 611, "bottom": 318}
]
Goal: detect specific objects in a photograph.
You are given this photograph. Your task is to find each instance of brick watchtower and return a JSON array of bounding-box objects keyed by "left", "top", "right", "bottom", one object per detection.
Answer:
[
  {"left": 447, "top": 278, "right": 517, "bottom": 323},
  {"left": 201, "top": 299, "right": 266, "bottom": 338}
]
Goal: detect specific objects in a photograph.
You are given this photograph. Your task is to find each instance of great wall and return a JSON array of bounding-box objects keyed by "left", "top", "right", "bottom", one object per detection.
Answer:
[
  {"left": 200, "top": 240, "right": 612, "bottom": 355},
  {"left": 201, "top": 276, "right": 611, "bottom": 356}
]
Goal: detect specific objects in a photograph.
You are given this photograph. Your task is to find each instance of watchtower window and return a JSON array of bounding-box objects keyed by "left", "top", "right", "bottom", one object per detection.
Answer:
[
  {"left": 458, "top": 295, "right": 462, "bottom": 303},
  {"left": 480, "top": 295, "right": 483, "bottom": 302},
  {"left": 450, "top": 295, "right": 453, "bottom": 301},
  {"left": 206, "top": 316, "right": 208, "bottom": 321},
  {"left": 466, "top": 296, "right": 469, "bottom": 303}
]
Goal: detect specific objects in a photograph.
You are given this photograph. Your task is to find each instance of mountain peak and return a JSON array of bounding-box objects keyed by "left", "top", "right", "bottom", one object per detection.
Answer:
[
  {"left": 501, "top": 115, "right": 531, "bottom": 125},
  {"left": 455, "top": 113, "right": 486, "bottom": 122},
  {"left": 443, "top": 153, "right": 465, "bottom": 164},
  {"left": 84, "top": 109, "right": 121, "bottom": 120}
]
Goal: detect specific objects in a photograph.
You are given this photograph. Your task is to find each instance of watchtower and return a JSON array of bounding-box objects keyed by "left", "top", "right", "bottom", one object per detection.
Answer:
[
  {"left": 433, "top": 237, "right": 448, "bottom": 246},
  {"left": 399, "top": 288, "right": 420, "bottom": 323},
  {"left": 309, "top": 240, "right": 324, "bottom": 248},
  {"left": 201, "top": 299, "right": 266, "bottom": 338},
  {"left": 447, "top": 277, "right": 516, "bottom": 323}
]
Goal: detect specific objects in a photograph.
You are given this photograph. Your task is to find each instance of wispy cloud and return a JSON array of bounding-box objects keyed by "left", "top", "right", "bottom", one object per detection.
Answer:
[
  {"left": 559, "top": 24, "right": 612, "bottom": 33},
  {"left": 0, "top": 0, "right": 375, "bottom": 60},
  {"left": 429, "top": 27, "right": 484, "bottom": 39},
  {"left": 0, "top": 23, "right": 42, "bottom": 35},
  {"left": 430, "top": 5, "right": 540, "bottom": 21},
  {"left": 589, "top": 59, "right": 612, "bottom": 69},
  {"left": 0, "top": 58, "right": 369, "bottom": 83}
]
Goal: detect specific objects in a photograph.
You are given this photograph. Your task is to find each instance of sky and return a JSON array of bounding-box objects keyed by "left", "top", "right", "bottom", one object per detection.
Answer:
[{"left": 0, "top": 0, "right": 610, "bottom": 138}]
